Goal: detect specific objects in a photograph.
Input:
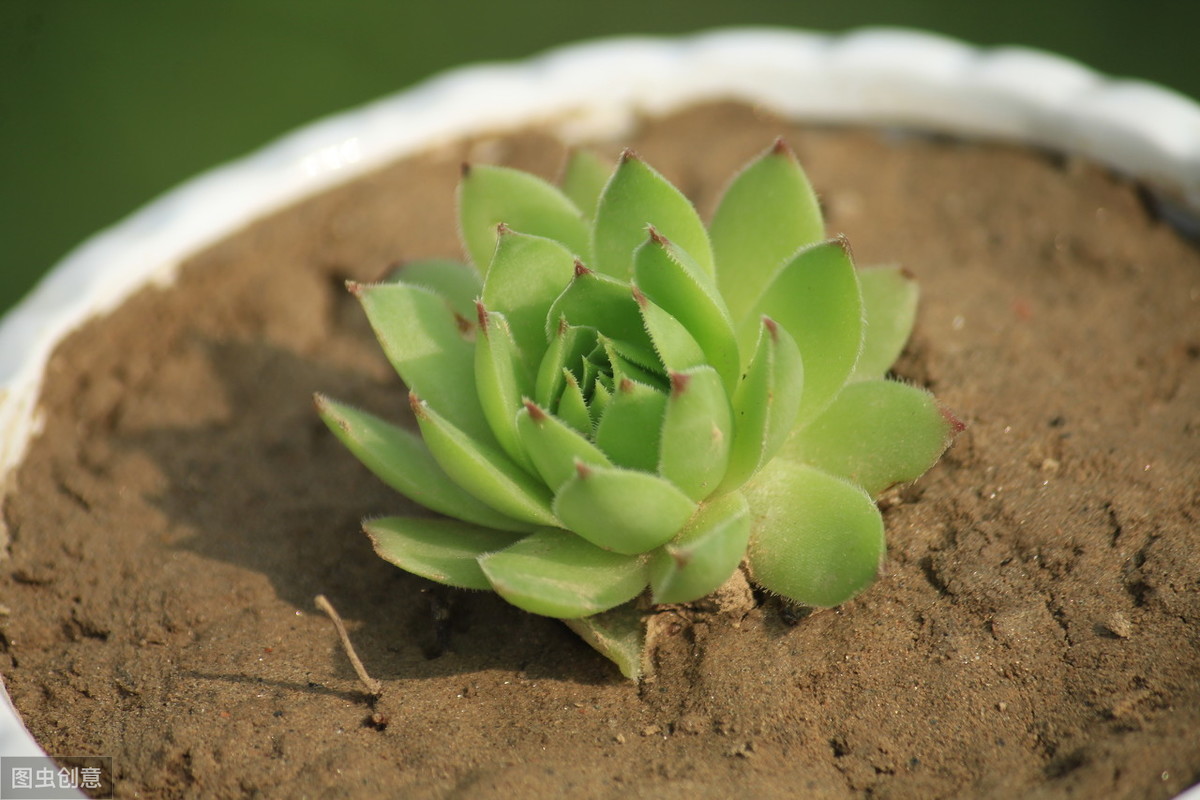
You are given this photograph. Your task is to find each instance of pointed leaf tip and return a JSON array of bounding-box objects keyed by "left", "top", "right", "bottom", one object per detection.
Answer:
[
  {"left": 460, "top": 161, "right": 471, "bottom": 178},
  {"left": 941, "top": 405, "right": 967, "bottom": 434},
  {"left": 834, "top": 233, "right": 854, "bottom": 259},
  {"left": 408, "top": 391, "right": 425, "bottom": 418},
  {"left": 523, "top": 399, "right": 547, "bottom": 421},
  {"left": 771, "top": 136, "right": 793, "bottom": 157},
  {"left": 573, "top": 259, "right": 591, "bottom": 278},
  {"left": 631, "top": 285, "right": 648, "bottom": 307},
  {"left": 474, "top": 300, "right": 488, "bottom": 331},
  {"left": 619, "top": 147, "right": 638, "bottom": 163},
  {"left": 647, "top": 225, "right": 669, "bottom": 247},
  {"left": 575, "top": 459, "right": 593, "bottom": 479},
  {"left": 496, "top": 221, "right": 511, "bottom": 235},
  {"left": 669, "top": 371, "right": 691, "bottom": 396},
  {"left": 345, "top": 280, "right": 365, "bottom": 297},
  {"left": 762, "top": 316, "right": 779, "bottom": 342}
]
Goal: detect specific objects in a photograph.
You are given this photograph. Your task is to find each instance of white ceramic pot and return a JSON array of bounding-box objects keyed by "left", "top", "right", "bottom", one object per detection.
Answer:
[{"left": 2, "top": 27, "right": 1198, "bottom": 798}]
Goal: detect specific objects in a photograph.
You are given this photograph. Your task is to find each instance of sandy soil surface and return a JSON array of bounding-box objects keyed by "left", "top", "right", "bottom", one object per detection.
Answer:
[{"left": 3, "top": 103, "right": 1199, "bottom": 799}]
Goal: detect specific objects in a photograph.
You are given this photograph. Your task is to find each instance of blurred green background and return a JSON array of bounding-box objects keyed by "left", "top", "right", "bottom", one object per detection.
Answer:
[{"left": 3, "top": 0, "right": 1197, "bottom": 316}]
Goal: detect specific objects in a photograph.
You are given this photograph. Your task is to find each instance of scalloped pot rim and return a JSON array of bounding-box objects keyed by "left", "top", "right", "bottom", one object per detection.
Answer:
[{"left": 1, "top": 27, "right": 1199, "bottom": 796}]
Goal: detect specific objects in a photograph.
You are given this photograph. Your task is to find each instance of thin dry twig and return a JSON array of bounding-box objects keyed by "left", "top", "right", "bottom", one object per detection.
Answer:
[{"left": 314, "top": 594, "right": 382, "bottom": 698}]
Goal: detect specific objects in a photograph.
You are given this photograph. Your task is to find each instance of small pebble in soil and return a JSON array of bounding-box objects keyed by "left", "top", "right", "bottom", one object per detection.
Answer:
[{"left": 1100, "top": 612, "right": 1134, "bottom": 639}]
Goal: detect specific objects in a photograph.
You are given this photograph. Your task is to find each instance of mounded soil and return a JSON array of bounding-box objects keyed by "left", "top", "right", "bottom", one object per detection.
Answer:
[{"left": 3, "top": 102, "right": 1199, "bottom": 799}]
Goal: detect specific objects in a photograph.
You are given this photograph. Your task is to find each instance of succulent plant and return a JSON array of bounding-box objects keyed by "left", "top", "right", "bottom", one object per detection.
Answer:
[{"left": 315, "top": 140, "right": 959, "bottom": 678}]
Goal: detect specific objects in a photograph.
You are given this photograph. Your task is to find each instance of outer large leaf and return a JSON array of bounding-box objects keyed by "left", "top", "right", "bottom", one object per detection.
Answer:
[
  {"left": 649, "top": 491, "right": 750, "bottom": 604},
  {"left": 851, "top": 266, "right": 919, "bottom": 381},
  {"left": 563, "top": 602, "right": 645, "bottom": 679},
  {"left": 387, "top": 259, "right": 481, "bottom": 321},
  {"left": 478, "top": 529, "right": 648, "bottom": 618},
  {"left": 458, "top": 164, "right": 589, "bottom": 271},
  {"left": 353, "top": 281, "right": 492, "bottom": 444},
  {"left": 721, "top": 318, "right": 804, "bottom": 491},
  {"left": 482, "top": 229, "right": 576, "bottom": 363},
  {"left": 710, "top": 139, "right": 825, "bottom": 327},
  {"left": 474, "top": 307, "right": 535, "bottom": 472},
  {"left": 561, "top": 149, "right": 611, "bottom": 221},
  {"left": 364, "top": 517, "right": 525, "bottom": 590},
  {"left": 744, "top": 460, "right": 885, "bottom": 608},
  {"left": 780, "top": 379, "right": 957, "bottom": 496},
  {"left": 633, "top": 230, "right": 740, "bottom": 392},
  {"left": 315, "top": 395, "right": 534, "bottom": 532},
  {"left": 592, "top": 151, "right": 713, "bottom": 280},
  {"left": 411, "top": 394, "right": 557, "bottom": 527},
  {"left": 553, "top": 463, "right": 697, "bottom": 555},
  {"left": 658, "top": 367, "right": 733, "bottom": 501},
  {"left": 516, "top": 400, "right": 613, "bottom": 491},
  {"left": 740, "top": 238, "right": 863, "bottom": 428}
]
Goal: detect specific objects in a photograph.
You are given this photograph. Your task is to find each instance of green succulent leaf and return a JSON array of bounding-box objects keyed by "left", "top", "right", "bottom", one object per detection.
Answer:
[
  {"left": 721, "top": 317, "right": 805, "bottom": 491},
  {"left": 552, "top": 462, "right": 697, "bottom": 555},
  {"left": 635, "top": 288, "right": 708, "bottom": 372},
  {"left": 740, "top": 237, "right": 864, "bottom": 428},
  {"left": 563, "top": 602, "right": 645, "bottom": 679},
  {"left": 458, "top": 163, "right": 590, "bottom": 271},
  {"left": 474, "top": 307, "right": 536, "bottom": 472},
  {"left": 744, "top": 460, "right": 885, "bottom": 608},
  {"left": 649, "top": 491, "right": 751, "bottom": 604},
  {"left": 478, "top": 529, "right": 648, "bottom": 618},
  {"left": 546, "top": 265, "right": 658, "bottom": 368},
  {"left": 315, "top": 395, "right": 533, "bottom": 532},
  {"left": 852, "top": 266, "right": 920, "bottom": 381},
  {"left": 561, "top": 149, "right": 611, "bottom": 221},
  {"left": 593, "top": 377, "right": 667, "bottom": 472},
  {"left": 410, "top": 393, "right": 557, "bottom": 527},
  {"left": 556, "top": 372, "right": 593, "bottom": 433},
  {"left": 711, "top": 139, "right": 825, "bottom": 326},
  {"left": 781, "top": 379, "right": 957, "bottom": 497},
  {"left": 633, "top": 229, "right": 740, "bottom": 392},
  {"left": 386, "top": 258, "right": 482, "bottom": 321},
  {"left": 516, "top": 400, "right": 613, "bottom": 492},
  {"left": 364, "top": 516, "right": 525, "bottom": 590},
  {"left": 658, "top": 367, "right": 733, "bottom": 501},
  {"left": 353, "top": 281, "right": 493, "bottom": 444},
  {"left": 592, "top": 151, "right": 713, "bottom": 280},
  {"left": 535, "top": 322, "right": 598, "bottom": 409},
  {"left": 479, "top": 229, "right": 577, "bottom": 363}
]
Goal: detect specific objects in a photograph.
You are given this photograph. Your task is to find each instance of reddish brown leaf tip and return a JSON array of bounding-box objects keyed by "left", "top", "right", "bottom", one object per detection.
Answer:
[
  {"left": 669, "top": 371, "right": 691, "bottom": 397},
  {"left": 574, "top": 460, "right": 593, "bottom": 479},
  {"left": 573, "top": 259, "right": 592, "bottom": 278},
  {"left": 345, "top": 280, "right": 365, "bottom": 297},
  {"left": 523, "top": 399, "right": 547, "bottom": 422},
  {"left": 899, "top": 266, "right": 917, "bottom": 281},
  {"left": 555, "top": 315, "right": 569, "bottom": 337},
  {"left": 647, "top": 225, "right": 669, "bottom": 247},
  {"left": 762, "top": 316, "right": 780, "bottom": 342},
  {"left": 475, "top": 300, "right": 489, "bottom": 333},
  {"left": 668, "top": 546, "right": 693, "bottom": 569},
  {"left": 496, "top": 222, "right": 512, "bottom": 236},
  {"left": 631, "top": 285, "right": 648, "bottom": 307},
  {"left": 940, "top": 406, "right": 967, "bottom": 435},
  {"left": 618, "top": 377, "right": 635, "bottom": 394},
  {"left": 460, "top": 161, "right": 472, "bottom": 178},
  {"left": 408, "top": 391, "right": 426, "bottom": 418},
  {"left": 771, "top": 137, "right": 795, "bottom": 158},
  {"left": 833, "top": 234, "right": 855, "bottom": 261},
  {"left": 619, "top": 147, "right": 639, "bottom": 164}
]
